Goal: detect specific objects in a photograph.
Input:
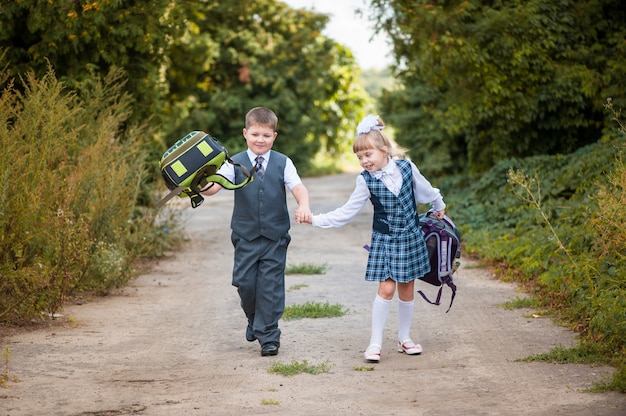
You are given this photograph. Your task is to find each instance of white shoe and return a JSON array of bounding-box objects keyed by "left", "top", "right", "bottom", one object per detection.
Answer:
[
  {"left": 397, "top": 338, "right": 422, "bottom": 355},
  {"left": 364, "top": 344, "right": 381, "bottom": 362}
]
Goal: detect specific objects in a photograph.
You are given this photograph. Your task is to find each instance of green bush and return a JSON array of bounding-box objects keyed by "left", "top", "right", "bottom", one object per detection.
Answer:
[
  {"left": 449, "top": 129, "right": 626, "bottom": 392},
  {"left": 0, "top": 62, "right": 180, "bottom": 324}
]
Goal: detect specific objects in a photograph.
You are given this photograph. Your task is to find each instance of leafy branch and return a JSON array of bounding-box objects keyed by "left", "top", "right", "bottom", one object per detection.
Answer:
[
  {"left": 507, "top": 169, "right": 576, "bottom": 265},
  {"left": 604, "top": 97, "right": 626, "bottom": 132},
  {"left": 507, "top": 168, "right": 598, "bottom": 301}
]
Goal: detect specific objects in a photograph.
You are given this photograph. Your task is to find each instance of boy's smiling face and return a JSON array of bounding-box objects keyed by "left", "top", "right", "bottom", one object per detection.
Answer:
[{"left": 243, "top": 124, "right": 277, "bottom": 155}]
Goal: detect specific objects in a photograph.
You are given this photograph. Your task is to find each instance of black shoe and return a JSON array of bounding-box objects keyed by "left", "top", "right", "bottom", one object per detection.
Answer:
[
  {"left": 246, "top": 325, "right": 257, "bottom": 342},
  {"left": 261, "top": 342, "right": 279, "bottom": 356}
]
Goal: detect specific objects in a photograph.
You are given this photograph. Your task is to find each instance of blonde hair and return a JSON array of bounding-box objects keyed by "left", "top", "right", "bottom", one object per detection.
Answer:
[{"left": 352, "top": 116, "right": 406, "bottom": 159}]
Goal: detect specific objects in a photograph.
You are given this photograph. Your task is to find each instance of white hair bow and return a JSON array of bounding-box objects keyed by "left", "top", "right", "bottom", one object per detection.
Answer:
[{"left": 356, "top": 114, "right": 384, "bottom": 136}]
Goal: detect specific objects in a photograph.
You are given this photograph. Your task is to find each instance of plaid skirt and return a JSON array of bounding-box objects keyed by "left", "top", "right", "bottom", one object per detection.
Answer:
[{"left": 365, "top": 227, "right": 431, "bottom": 283}]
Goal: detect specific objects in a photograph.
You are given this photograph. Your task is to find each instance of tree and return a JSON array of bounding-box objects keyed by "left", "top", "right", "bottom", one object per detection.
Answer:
[
  {"left": 0, "top": 0, "right": 372, "bottom": 175},
  {"left": 369, "top": 0, "right": 626, "bottom": 175},
  {"left": 0, "top": 0, "right": 186, "bottom": 125},
  {"left": 163, "top": 0, "right": 370, "bottom": 172}
]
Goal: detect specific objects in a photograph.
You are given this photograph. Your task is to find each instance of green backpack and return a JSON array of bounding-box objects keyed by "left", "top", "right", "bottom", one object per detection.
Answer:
[{"left": 157, "top": 131, "right": 254, "bottom": 208}]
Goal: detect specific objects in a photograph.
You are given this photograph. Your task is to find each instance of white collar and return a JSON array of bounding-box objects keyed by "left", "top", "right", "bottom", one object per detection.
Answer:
[
  {"left": 247, "top": 149, "right": 270, "bottom": 164},
  {"left": 370, "top": 159, "right": 396, "bottom": 179}
]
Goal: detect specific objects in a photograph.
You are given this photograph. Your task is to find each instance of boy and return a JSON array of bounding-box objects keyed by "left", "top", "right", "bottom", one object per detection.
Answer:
[{"left": 201, "top": 107, "right": 311, "bottom": 356}]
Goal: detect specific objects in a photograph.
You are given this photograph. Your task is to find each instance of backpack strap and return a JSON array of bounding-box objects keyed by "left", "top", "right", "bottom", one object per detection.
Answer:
[
  {"left": 156, "top": 185, "right": 186, "bottom": 208},
  {"left": 417, "top": 274, "right": 457, "bottom": 313},
  {"left": 191, "top": 158, "right": 256, "bottom": 192},
  {"left": 365, "top": 242, "right": 458, "bottom": 313},
  {"left": 156, "top": 158, "right": 256, "bottom": 209}
]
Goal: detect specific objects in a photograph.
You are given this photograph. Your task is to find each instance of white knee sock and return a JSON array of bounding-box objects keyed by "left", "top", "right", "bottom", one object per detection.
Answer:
[
  {"left": 397, "top": 298, "right": 415, "bottom": 342},
  {"left": 369, "top": 295, "right": 391, "bottom": 347}
]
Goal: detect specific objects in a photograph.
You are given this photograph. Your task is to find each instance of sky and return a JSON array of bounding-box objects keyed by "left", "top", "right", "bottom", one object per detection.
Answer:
[{"left": 280, "top": 0, "right": 393, "bottom": 70}]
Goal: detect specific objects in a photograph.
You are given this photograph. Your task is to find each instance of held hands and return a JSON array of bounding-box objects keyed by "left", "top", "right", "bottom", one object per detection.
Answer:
[{"left": 295, "top": 206, "right": 312, "bottom": 224}]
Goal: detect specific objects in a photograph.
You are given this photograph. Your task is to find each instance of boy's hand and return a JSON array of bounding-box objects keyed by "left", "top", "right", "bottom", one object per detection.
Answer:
[
  {"left": 200, "top": 182, "right": 223, "bottom": 196},
  {"left": 290, "top": 183, "right": 311, "bottom": 224},
  {"left": 294, "top": 207, "right": 312, "bottom": 224}
]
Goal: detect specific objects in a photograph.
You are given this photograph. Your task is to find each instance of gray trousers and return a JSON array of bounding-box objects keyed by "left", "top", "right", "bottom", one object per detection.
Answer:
[{"left": 230, "top": 232, "right": 291, "bottom": 345}]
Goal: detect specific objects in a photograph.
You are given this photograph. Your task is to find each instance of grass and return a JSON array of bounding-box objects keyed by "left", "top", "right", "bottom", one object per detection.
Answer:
[
  {"left": 516, "top": 333, "right": 625, "bottom": 392},
  {"left": 461, "top": 261, "right": 490, "bottom": 269},
  {"left": 499, "top": 296, "right": 541, "bottom": 310},
  {"left": 285, "top": 262, "right": 328, "bottom": 275},
  {"left": 268, "top": 359, "right": 333, "bottom": 376},
  {"left": 452, "top": 123, "right": 626, "bottom": 392},
  {"left": 287, "top": 283, "right": 309, "bottom": 291},
  {"left": 282, "top": 301, "right": 347, "bottom": 320},
  {"left": 517, "top": 342, "right": 607, "bottom": 366}
]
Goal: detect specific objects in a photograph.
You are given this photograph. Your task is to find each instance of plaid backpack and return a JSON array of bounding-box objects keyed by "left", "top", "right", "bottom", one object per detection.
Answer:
[
  {"left": 417, "top": 211, "right": 461, "bottom": 312},
  {"left": 157, "top": 131, "right": 254, "bottom": 208}
]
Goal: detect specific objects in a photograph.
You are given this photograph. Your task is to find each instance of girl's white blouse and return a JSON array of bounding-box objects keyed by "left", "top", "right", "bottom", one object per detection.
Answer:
[{"left": 312, "top": 159, "right": 445, "bottom": 228}]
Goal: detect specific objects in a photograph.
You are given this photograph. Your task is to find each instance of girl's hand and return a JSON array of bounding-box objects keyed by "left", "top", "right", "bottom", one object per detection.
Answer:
[{"left": 434, "top": 210, "right": 445, "bottom": 220}]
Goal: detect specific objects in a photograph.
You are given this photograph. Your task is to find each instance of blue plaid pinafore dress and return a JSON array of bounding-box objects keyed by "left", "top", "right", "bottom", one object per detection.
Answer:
[{"left": 362, "top": 159, "right": 431, "bottom": 283}]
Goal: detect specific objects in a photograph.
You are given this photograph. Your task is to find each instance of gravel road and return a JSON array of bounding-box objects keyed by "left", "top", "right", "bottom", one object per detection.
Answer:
[{"left": 2, "top": 173, "right": 624, "bottom": 416}]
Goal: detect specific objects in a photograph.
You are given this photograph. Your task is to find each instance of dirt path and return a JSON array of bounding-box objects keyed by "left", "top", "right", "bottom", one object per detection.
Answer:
[{"left": 2, "top": 173, "right": 625, "bottom": 416}]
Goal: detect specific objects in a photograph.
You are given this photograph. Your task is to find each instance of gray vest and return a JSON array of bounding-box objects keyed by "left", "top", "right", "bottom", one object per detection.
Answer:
[{"left": 230, "top": 150, "right": 290, "bottom": 241}]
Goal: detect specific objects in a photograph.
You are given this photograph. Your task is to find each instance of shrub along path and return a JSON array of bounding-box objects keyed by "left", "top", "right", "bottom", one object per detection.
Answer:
[{"left": 2, "top": 173, "right": 625, "bottom": 415}]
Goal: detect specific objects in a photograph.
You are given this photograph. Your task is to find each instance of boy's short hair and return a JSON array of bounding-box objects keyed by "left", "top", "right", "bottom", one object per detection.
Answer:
[{"left": 245, "top": 107, "right": 278, "bottom": 130}]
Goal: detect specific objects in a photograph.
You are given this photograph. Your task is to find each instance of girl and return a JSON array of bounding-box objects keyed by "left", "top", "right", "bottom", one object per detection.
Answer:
[{"left": 302, "top": 114, "right": 446, "bottom": 362}]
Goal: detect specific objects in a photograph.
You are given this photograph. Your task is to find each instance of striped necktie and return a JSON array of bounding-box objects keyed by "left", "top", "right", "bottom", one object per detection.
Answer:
[{"left": 255, "top": 155, "right": 265, "bottom": 181}]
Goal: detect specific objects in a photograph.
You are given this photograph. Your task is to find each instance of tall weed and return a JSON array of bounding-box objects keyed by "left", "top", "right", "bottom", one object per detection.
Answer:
[
  {"left": 449, "top": 125, "right": 626, "bottom": 391},
  {"left": 0, "top": 62, "right": 176, "bottom": 324}
]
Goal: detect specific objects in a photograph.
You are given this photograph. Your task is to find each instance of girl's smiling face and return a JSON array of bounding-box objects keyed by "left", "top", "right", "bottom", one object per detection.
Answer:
[{"left": 356, "top": 147, "right": 389, "bottom": 173}]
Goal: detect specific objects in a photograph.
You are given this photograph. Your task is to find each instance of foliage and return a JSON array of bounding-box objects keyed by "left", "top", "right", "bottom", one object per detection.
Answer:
[
  {"left": 0, "top": 0, "right": 372, "bottom": 324},
  {"left": 267, "top": 359, "right": 333, "bottom": 376},
  {"left": 369, "top": 0, "right": 626, "bottom": 176},
  {"left": 0, "top": 0, "right": 186, "bottom": 126},
  {"left": 448, "top": 128, "right": 626, "bottom": 391},
  {"left": 360, "top": 67, "right": 395, "bottom": 100},
  {"left": 0, "top": 63, "right": 181, "bottom": 324},
  {"left": 282, "top": 301, "right": 347, "bottom": 321},
  {"left": 0, "top": 1, "right": 371, "bottom": 179},
  {"left": 163, "top": 0, "right": 371, "bottom": 174}
]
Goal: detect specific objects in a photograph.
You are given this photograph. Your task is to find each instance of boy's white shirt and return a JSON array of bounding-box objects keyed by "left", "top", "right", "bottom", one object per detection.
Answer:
[
  {"left": 312, "top": 159, "right": 445, "bottom": 229},
  {"left": 215, "top": 149, "right": 302, "bottom": 191}
]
